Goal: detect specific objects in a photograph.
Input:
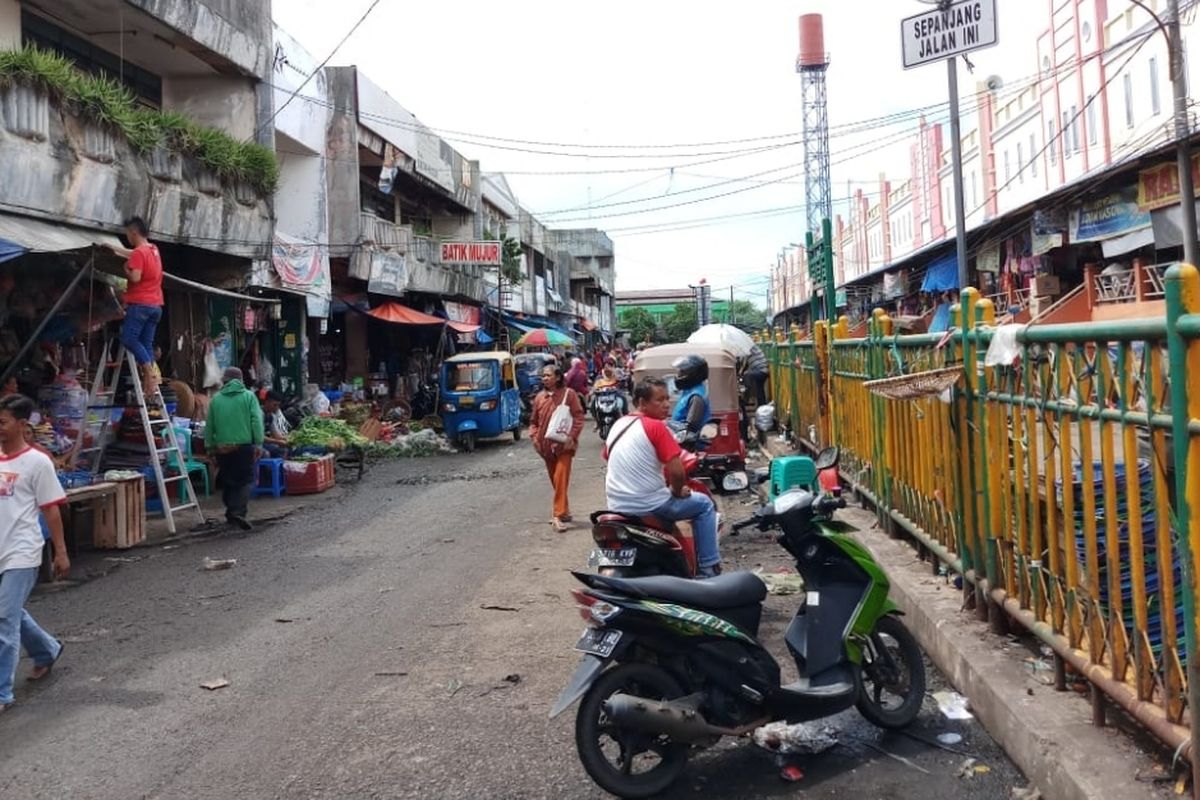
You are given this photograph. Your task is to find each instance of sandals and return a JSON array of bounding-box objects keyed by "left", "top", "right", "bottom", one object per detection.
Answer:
[
  {"left": 552, "top": 518, "right": 569, "bottom": 532},
  {"left": 28, "top": 641, "right": 64, "bottom": 682}
]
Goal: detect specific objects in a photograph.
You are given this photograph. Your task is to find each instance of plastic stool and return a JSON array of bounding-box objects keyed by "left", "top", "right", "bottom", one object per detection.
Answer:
[{"left": 253, "top": 458, "right": 285, "bottom": 498}]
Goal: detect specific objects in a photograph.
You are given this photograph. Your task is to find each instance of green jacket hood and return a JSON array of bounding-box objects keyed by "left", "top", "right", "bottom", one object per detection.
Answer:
[{"left": 220, "top": 379, "right": 248, "bottom": 395}]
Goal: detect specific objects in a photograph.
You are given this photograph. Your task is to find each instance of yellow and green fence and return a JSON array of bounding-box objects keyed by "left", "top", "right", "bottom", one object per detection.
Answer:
[{"left": 763, "top": 265, "right": 1200, "bottom": 772}]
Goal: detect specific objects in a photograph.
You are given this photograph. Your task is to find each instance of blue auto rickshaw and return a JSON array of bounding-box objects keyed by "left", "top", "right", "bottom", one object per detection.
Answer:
[{"left": 440, "top": 351, "right": 522, "bottom": 452}]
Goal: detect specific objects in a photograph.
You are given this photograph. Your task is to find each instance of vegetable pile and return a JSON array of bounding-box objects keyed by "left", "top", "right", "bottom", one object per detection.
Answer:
[{"left": 288, "top": 417, "right": 367, "bottom": 451}]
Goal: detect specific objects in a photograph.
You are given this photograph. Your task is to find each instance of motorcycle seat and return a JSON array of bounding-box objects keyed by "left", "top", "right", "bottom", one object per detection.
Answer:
[
  {"left": 591, "top": 571, "right": 767, "bottom": 609},
  {"left": 596, "top": 512, "right": 678, "bottom": 534}
]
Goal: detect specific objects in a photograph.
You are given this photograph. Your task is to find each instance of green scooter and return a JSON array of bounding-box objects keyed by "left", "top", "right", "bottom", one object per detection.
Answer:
[{"left": 551, "top": 447, "right": 926, "bottom": 799}]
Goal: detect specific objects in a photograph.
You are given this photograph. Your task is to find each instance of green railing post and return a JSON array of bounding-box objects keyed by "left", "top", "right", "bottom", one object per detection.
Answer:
[
  {"left": 788, "top": 325, "right": 801, "bottom": 444},
  {"left": 1165, "top": 263, "right": 1200, "bottom": 784},
  {"left": 868, "top": 309, "right": 889, "bottom": 533}
]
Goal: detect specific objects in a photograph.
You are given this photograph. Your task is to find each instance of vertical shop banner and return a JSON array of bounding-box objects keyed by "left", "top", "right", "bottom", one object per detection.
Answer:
[{"left": 1069, "top": 186, "right": 1152, "bottom": 243}]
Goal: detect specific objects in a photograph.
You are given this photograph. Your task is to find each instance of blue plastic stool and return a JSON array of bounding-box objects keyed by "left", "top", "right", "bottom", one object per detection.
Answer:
[{"left": 253, "top": 458, "right": 285, "bottom": 498}]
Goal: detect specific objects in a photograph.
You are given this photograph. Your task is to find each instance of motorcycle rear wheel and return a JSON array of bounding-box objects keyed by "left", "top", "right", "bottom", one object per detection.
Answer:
[
  {"left": 575, "top": 662, "right": 689, "bottom": 799},
  {"left": 856, "top": 614, "right": 926, "bottom": 729}
]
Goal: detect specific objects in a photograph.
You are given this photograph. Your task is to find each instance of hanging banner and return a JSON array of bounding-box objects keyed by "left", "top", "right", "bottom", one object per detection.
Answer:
[
  {"left": 367, "top": 251, "right": 408, "bottom": 297},
  {"left": 883, "top": 270, "right": 906, "bottom": 298},
  {"left": 443, "top": 300, "right": 481, "bottom": 326},
  {"left": 271, "top": 234, "right": 328, "bottom": 289},
  {"left": 1069, "top": 187, "right": 1151, "bottom": 243},
  {"left": 975, "top": 241, "right": 1001, "bottom": 272},
  {"left": 1031, "top": 230, "right": 1063, "bottom": 256},
  {"left": 1138, "top": 153, "right": 1200, "bottom": 211}
]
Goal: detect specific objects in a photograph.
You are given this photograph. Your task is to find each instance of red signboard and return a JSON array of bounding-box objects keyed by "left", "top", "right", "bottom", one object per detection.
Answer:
[
  {"left": 440, "top": 240, "right": 502, "bottom": 266},
  {"left": 1138, "top": 154, "right": 1200, "bottom": 211}
]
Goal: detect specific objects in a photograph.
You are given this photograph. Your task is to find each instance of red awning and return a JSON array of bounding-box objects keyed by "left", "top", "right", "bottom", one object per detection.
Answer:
[
  {"left": 366, "top": 302, "right": 445, "bottom": 325},
  {"left": 580, "top": 319, "right": 599, "bottom": 331},
  {"left": 446, "top": 320, "right": 481, "bottom": 333}
]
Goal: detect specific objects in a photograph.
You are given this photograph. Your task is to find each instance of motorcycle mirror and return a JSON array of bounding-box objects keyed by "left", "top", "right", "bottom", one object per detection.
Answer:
[{"left": 813, "top": 446, "right": 840, "bottom": 471}]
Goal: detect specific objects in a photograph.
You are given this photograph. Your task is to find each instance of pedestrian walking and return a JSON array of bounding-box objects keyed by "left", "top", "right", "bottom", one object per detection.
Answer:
[
  {"left": 205, "top": 367, "right": 264, "bottom": 530},
  {"left": 106, "top": 216, "right": 165, "bottom": 394},
  {"left": 0, "top": 394, "right": 69, "bottom": 714},
  {"left": 529, "top": 364, "right": 584, "bottom": 532},
  {"left": 565, "top": 356, "right": 590, "bottom": 398}
]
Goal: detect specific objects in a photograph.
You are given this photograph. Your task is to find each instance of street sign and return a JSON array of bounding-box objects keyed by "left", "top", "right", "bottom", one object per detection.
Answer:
[{"left": 901, "top": 0, "right": 998, "bottom": 69}]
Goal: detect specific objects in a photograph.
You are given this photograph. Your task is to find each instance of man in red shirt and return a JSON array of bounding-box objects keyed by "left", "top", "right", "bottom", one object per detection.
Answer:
[{"left": 107, "top": 217, "right": 164, "bottom": 392}]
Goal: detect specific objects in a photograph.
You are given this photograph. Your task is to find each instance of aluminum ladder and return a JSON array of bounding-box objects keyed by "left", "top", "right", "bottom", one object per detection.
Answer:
[{"left": 78, "top": 341, "right": 204, "bottom": 534}]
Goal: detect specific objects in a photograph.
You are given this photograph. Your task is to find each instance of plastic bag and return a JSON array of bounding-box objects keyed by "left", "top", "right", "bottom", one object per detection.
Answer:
[
  {"left": 984, "top": 323, "right": 1025, "bottom": 367},
  {"left": 202, "top": 342, "right": 222, "bottom": 389},
  {"left": 545, "top": 390, "right": 576, "bottom": 443}
]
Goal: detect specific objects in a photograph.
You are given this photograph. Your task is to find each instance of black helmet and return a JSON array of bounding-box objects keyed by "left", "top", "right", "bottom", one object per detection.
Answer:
[{"left": 672, "top": 354, "right": 709, "bottom": 390}]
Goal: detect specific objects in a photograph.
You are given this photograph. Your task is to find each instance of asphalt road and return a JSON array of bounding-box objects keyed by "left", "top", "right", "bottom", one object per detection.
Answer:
[{"left": 0, "top": 434, "right": 1030, "bottom": 799}]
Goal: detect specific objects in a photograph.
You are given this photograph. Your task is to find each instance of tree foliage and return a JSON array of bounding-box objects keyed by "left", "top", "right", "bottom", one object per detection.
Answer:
[
  {"left": 725, "top": 300, "right": 767, "bottom": 331},
  {"left": 618, "top": 307, "right": 657, "bottom": 344},
  {"left": 662, "top": 303, "right": 700, "bottom": 343}
]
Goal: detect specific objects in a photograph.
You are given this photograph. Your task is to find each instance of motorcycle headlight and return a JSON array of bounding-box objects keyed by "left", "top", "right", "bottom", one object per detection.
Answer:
[{"left": 722, "top": 471, "right": 749, "bottom": 492}]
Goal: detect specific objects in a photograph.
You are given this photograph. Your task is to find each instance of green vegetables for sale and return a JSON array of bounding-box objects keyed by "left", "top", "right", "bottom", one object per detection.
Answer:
[{"left": 288, "top": 417, "right": 367, "bottom": 451}]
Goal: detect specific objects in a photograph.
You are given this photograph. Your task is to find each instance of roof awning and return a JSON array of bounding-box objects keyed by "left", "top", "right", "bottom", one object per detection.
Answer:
[
  {"left": 446, "top": 320, "right": 481, "bottom": 333},
  {"left": 920, "top": 252, "right": 960, "bottom": 293},
  {"left": 162, "top": 272, "right": 280, "bottom": 304},
  {"left": 580, "top": 318, "right": 598, "bottom": 331},
  {"left": 366, "top": 301, "right": 445, "bottom": 325},
  {"left": 0, "top": 213, "right": 122, "bottom": 255}
]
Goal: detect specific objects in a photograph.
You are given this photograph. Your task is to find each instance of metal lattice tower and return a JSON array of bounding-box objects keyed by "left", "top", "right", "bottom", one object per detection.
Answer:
[{"left": 797, "top": 15, "right": 832, "bottom": 235}]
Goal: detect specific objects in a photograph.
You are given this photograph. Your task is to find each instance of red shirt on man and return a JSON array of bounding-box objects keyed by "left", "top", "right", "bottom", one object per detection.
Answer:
[{"left": 123, "top": 243, "right": 164, "bottom": 306}]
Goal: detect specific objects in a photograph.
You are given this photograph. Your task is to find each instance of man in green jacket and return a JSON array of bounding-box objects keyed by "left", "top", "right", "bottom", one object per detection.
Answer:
[{"left": 205, "top": 367, "right": 264, "bottom": 530}]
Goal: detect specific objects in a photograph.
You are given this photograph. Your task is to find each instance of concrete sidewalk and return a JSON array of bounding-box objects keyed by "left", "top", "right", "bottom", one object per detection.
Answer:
[{"left": 762, "top": 437, "right": 1170, "bottom": 800}]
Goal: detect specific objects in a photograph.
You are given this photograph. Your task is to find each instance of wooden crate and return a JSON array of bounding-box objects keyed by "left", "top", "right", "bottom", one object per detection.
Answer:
[{"left": 92, "top": 477, "right": 146, "bottom": 549}]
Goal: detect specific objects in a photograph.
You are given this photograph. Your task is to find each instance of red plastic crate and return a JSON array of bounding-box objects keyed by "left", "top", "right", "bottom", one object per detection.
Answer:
[{"left": 283, "top": 454, "right": 335, "bottom": 494}]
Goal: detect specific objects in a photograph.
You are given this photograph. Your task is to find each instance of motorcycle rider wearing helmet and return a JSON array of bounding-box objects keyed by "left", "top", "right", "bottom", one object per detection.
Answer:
[{"left": 671, "top": 354, "right": 712, "bottom": 436}]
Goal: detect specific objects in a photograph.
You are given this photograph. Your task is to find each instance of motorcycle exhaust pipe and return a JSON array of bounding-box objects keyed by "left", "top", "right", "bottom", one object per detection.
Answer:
[{"left": 602, "top": 693, "right": 768, "bottom": 743}]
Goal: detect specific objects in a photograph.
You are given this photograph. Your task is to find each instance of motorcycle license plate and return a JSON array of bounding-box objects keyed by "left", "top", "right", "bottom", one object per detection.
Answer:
[
  {"left": 575, "top": 628, "right": 623, "bottom": 658},
  {"left": 588, "top": 548, "right": 637, "bottom": 567}
]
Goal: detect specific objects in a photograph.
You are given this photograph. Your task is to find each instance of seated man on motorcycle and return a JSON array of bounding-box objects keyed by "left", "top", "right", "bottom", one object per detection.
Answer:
[
  {"left": 671, "top": 354, "right": 712, "bottom": 437},
  {"left": 604, "top": 377, "right": 721, "bottom": 577}
]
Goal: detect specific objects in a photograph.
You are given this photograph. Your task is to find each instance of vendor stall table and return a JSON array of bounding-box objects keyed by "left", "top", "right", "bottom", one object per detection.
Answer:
[{"left": 64, "top": 476, "right": 146, "bottom": 550}]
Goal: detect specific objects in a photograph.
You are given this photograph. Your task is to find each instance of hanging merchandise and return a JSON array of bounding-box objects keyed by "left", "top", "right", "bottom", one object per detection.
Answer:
[
  {"left": 212, "top": 333, "right": 234, "bottom": 372},
  {"left": 202, "top": 341, "right": 222, "bottom": 388}
]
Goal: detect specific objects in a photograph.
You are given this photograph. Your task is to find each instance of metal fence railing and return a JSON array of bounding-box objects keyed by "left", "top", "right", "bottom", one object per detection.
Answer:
[{"left": 761, "top": 265, "right": 1200, "bottom": 777}]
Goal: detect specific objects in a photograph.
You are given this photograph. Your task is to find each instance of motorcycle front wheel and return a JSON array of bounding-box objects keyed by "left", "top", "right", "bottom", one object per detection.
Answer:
[
  {"left": 856, "top": 614, "right": 926, "bottom": 729},
  {"left": 598, "top": 421, "right": 611, "bottom": 440},
  {"left": 575, "top": 662, "right": 689, "bottom": 799}
]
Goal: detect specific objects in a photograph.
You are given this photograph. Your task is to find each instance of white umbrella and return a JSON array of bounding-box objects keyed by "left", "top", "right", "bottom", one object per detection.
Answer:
[{"left": 687, "top": 324, "right": 756, "bottom": 357}]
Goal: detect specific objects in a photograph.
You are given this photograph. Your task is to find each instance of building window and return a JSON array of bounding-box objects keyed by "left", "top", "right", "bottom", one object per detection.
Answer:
[
  {"left": 1124, "top": 72, "right": 1135, "bottom": 128},
  {"left": 1150, "top": 56, "right": 1162, "bottom": 115},
  {"left": 1071, "top": 106, "right": 1080, "bottom": 153},
  {"left": 21, "top": 10, "right": 162, "bottom": 107},
  {"left": 1087, "top": 96, "right": 1097, "bottom": 145},
  {"left": 1049, "top": 121, "right": 1057, "bottom": 166},
  {"left": 1004, "top": 150, "right": 1011, "bottom": 183},
  {"left": 1017, "top": 142, "right": 1024, "bottom": 183},
  {"left": 1030, "top": 133, "right": 1038, "bottom": 177},
  {"left": 360, "top": 180, "right": 396, "bottom": 222},
  {"left": 1062, "top": 112, "right": 1071, "bottom": 158},
  {"left": 971, "top": 171, "right": 978, "bottom": 207}
]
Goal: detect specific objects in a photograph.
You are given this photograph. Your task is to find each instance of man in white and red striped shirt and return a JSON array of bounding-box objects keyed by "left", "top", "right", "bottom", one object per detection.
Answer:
[{"left": 603, "top": 378, "right": 721, "bottom": 577}]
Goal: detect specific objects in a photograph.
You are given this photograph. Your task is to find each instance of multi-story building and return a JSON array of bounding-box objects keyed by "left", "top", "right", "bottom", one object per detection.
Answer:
[
  {"left": 773, "top": 0, "right": 1200, "bottom": 329},
  {"left": 0, "top": 0, "right": 279, "bottom": 388}
]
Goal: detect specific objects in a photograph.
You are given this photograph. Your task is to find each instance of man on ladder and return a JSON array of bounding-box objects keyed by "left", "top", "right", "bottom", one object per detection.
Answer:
[{"left": 104, "top": 216, "right": 164, "bottom": 394}]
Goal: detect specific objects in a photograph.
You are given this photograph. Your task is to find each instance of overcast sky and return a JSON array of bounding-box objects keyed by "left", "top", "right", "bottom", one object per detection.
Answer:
[{"left": 274, "top": 0, "right": 1040, "bottom": 304}]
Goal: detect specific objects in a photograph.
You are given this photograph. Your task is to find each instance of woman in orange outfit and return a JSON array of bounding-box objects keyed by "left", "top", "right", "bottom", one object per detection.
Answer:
[{"left": 529, "top": 364, "right": 585, "bottom": 532}]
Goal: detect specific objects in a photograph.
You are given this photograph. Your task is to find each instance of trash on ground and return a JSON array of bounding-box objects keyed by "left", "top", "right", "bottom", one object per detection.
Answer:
[
  {"left": 1010, "top": 786, "right": 1042, "bottom": 800},
  {"left": 200, "top": 678, "right": 230, "bottom": 691},
  {"left": 958, "top": 758, "right": 992, "bottom": 779},
  {"left": 754, "top": 568, "right": 805, "bottom": 596},
  {"left": 503, "top": 673, "right": 521, "bottom": 684},
  {"left": 201, "top": 557, "right": 237, "bottom": 571},
  {"left": 446, "top": 678, "right": 464, "bottom": 697},
  {"left": 753, "top": 721, "right": 838, "bottom": 755},
  {"left": 1024, "top": 657, "right": 1055, "bottom": 685},
  {"left": 480, "top": 603, "right": 520, "bottom": 612},
  {"left": 937, "top": 732, "right": 964, "bottom": 746},
  {"left": 779, "top": 764, "right": 805, "bottom": 782},
  {"left": 934, "top": 690, "right": 974, "bottom": 720}
]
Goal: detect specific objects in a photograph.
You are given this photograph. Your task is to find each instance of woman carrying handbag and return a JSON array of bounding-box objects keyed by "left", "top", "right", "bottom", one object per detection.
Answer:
[{"left": 529, "top": 364, "right": 585, "bottom": 531}]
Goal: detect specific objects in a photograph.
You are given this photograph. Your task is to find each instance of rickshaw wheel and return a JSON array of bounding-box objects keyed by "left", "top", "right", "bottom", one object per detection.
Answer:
[
  {"left": 460, "top": 431, "right": 477, "bottom": 452},
  {"left": 512, "top": 425, "right": 522, "bottom": 441}
]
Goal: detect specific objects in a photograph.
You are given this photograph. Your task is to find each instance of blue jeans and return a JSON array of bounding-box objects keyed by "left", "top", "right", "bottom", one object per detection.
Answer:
[
  {"left": 651, "top": 492, "right": 720, "bottom": 568},
  {"left": 0, "top": 567, "right": 61, "bottom": 705},
  {"left": 121, "top": 303, "right": 162, "bottom": 365}
]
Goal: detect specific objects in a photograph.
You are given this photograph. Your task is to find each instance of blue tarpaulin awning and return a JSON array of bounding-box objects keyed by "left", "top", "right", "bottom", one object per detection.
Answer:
[
  {"left": 928, "top": 303, "right": 952, "bottom": 333},
  {"left": 0, "top": 238, "right": 23, "bottom": 265},
  {"left": 920, "top": 253, "right": 959, "bottom": 293}
]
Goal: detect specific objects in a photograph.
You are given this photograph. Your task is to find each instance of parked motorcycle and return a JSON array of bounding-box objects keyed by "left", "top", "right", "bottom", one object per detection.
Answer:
[
  {"left": 553, "top": 447, "right": 926, "bottom": 799},
  {"left": 591, "top": 387, "right": 625, "bottom": 440}
]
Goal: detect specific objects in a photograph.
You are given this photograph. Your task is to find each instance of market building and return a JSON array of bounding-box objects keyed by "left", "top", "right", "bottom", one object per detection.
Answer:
[{"left": 771, "top": 1, "right": 1200, "bottom": 334}]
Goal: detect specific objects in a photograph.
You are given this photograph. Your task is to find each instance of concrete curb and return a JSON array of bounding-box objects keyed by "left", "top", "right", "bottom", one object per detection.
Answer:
[{"left": 763, "top": 439, "right": 1160, "bottom": 800}]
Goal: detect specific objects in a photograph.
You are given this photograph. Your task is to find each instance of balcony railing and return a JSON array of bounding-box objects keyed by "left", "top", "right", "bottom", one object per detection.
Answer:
[{"left": 359, "top": 212, "right": 410, "bottom": 251}]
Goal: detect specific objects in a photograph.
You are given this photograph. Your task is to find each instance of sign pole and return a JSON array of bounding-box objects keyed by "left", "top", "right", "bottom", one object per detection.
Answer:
[{"left": 947, "top": 55, "right": 970, "bottom": 291}]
